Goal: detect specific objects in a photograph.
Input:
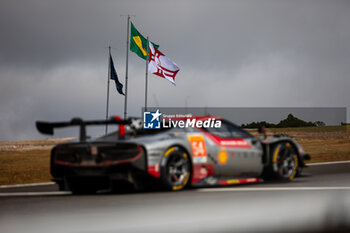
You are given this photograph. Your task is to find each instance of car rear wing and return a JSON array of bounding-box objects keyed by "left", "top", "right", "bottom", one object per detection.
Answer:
[{"left": 36, "top": 116, "right": 131, "bottom": 142}]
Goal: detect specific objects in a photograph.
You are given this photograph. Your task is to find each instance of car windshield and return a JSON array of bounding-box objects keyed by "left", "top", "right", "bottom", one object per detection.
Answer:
[
  {"left": 131, "top": 120, "right": 186, "bottom": 136},
  {"left": 201, "top": 119, "right": 253, "bottom": 139}
]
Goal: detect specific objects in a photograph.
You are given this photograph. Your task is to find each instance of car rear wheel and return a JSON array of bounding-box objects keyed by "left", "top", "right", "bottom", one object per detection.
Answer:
[
  {"left": 69, "top": 184, "right": 99, "bottom": 194},
  {"left": 56, "top": 180, "right": 66, "bottom": 191},
  {"left": 265, "top": 142, "right": 299, "bottom": 181},
  {"left": 66, "top": 177, "right": 108, "bottom": 194},
  {"left": 161, "top": 147, "right": 191, "bottom": 191}
]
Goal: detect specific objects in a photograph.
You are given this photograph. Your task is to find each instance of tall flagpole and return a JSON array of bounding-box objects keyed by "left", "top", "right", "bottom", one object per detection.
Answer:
[
  {"left": 124, "top": 15, "right": 130, "bottom": 120},
  {"left": 145, "top": 37, "right": 149, "bottom": 111},
  {"left": 105, "top": 46, "right": 111, "bottom": 134}
]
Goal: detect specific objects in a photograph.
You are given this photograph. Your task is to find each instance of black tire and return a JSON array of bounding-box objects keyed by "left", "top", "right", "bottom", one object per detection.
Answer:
[
  {"left": 266, "top": 142, "right": 299, "bottom": 181},
  {"left": 56, "top": 180, "right": 66, "bottom": 191},
  {"left": 160, "top": 146, "right": 192, "bottom": 191},
  {"left": 111, "top": 180, "right": 135, "bottom": 193},
  {"left": 296, "top": 166, "right": 303, "bottom": 177},
  {"left": 70, "top": 185, "right": 98, "bottom": 194}
]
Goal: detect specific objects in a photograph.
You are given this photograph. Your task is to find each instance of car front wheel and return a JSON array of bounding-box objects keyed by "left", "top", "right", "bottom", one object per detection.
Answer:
[{"left": 265, "top": 142, "right": 299, "bottom": 181}]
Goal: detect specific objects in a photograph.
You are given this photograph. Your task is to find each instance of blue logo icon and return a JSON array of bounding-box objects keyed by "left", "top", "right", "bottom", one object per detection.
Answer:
[{"left": 143, "top": 109, "right": 162, "bottom": 129}]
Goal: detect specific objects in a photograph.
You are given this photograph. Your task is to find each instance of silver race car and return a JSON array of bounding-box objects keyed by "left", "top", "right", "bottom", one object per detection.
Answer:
[{"left": 36, "top": 115, "right": 310, "bottom": 193}]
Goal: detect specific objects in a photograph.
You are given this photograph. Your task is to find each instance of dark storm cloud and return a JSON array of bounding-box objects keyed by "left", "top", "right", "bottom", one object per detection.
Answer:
[{"left": 0, "top": 0, "right": 349, "bottom": 140}]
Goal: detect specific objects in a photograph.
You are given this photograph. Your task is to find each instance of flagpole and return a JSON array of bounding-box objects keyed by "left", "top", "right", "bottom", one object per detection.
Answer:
[
  {"left": 105, "top": 46, "right": 111, "bottom": 134},
  {"left": 124, "top": 15, "right": 130, "bottom": 120},
  {"left": 145, "top": 37, "right": 149, "bottom": 111}
]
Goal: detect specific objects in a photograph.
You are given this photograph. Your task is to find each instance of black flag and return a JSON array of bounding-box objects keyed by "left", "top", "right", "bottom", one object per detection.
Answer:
[{"left": 110, "top": 55, "right": 125, "bottom": 95}]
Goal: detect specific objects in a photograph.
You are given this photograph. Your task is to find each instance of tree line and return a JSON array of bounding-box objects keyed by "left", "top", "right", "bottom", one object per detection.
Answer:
[{"left": 241, "top": 114, "right": 326, "bottom": 128}]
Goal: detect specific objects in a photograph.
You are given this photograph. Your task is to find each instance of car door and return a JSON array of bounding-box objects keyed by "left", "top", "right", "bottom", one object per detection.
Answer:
[{"left": 201, "top": 120, "right": 264, "bottom": 177}]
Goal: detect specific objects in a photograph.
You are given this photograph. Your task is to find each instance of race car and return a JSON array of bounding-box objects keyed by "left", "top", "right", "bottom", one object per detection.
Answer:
[{"left": 36, "top": 115, "right": 310, "bottom": 193}]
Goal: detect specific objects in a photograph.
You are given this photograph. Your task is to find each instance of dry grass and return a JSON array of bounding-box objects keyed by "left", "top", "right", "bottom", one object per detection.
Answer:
[
  {"left": 0, "top": 127, "right": 349, "bottom": 185},
  {"left": 250, "top": 125, "right": 350, "bottom": 163},
  {"left": 299, "top": 138, "right": 350, "bottom": 163},
  {"left": 0, "top": 149, "right": 51, "bottom": 185}
]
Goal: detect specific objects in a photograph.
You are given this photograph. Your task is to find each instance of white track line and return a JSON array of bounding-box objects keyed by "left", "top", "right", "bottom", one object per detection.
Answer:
[
  {"left": 0, "top": 182, "right": 55, "bottom": 189},
  {"left": 198, "top": 187, "right": 350, "bottom": 192},
  {"left": 308, "top": 160, "right": 350, "bottom": 166},
  {"left": 0, "top": 191, "right": 71, "bottom": 197}
]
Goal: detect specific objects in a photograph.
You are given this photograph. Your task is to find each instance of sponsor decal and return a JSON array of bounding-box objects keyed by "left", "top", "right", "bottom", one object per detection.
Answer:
[
  {"left": 226, "top": 179, "right": 240, "bottom": 184},
  {"left": 219, "top": 139, "right": 249, "bottom": 147},
  {"left": 205, "top": 177, "right": 218, "bottom": 185},
  {"left": 199, "top": 167, "right": 208, "bottom": 177},
  {"left": 218, "top": 178, "right": 260, "bottom": 186},
  {"left": 192, "top": 164, "right": 216, "bottom": 184},
  {"left": 218, "top": 149, "right": 229, "bottom": 165},
  {"left": 201, "top": 131, "right": 252, "bottom": 149},
  {"left": 188, "top": 135, "right": 207, "bottom": 163}
]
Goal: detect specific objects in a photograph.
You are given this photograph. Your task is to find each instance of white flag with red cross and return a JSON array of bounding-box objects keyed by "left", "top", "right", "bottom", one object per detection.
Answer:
[{"left": 148, "top": 42, "right": 180, "bottom": 85}]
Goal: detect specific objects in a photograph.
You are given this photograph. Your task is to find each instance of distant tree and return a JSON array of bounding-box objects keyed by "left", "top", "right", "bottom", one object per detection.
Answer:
[
  {"left": 314, "top": 121, "right": 326, "bottom": 127},
  {"left": 242, "top": 114, "right": 319, "bottom": 128},
  {"left": 242, "top": 121, "right": 276, "bottom": 128},
  {"left": 276, "top": 114, "right": 316, "bottom": 128}
]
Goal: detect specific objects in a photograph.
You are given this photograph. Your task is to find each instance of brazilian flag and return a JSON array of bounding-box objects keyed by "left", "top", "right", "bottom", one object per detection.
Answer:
[{"left": 130, "top": 22, "right": 159, "bottom": 60}]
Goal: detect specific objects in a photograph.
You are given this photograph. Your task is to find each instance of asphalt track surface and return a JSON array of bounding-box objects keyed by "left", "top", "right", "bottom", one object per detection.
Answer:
[{"left": 1, "top": 161, "right": 350, "bottom": 233}]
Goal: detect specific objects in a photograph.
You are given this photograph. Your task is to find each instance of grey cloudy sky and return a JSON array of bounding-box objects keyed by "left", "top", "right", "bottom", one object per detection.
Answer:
[{"left": 0, "top": 0, "right": 349, "bottom": 140}]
